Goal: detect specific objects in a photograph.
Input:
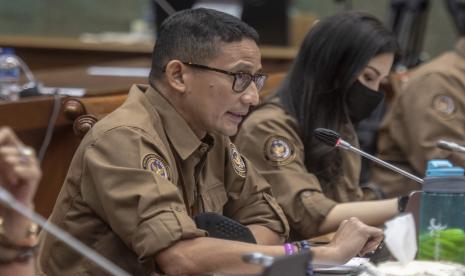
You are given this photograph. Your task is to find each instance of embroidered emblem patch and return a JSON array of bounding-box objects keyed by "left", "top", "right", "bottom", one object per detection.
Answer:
[
  {"left": 264, "top": 136, "right": 295, "bottom": 166},
  {"left": 229, "top": 143, "right": 247, "bottom": 178},
  {"left": 432, "top": 95, "right": 455, "bottom": 116},
  {"left": 142, "top": 153, "right": 171, "bottom": 180}
]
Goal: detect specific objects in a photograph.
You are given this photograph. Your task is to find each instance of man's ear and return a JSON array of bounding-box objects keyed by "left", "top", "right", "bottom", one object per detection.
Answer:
[{"left": 164, "top": 60, "right": 187, "bottom": 93}]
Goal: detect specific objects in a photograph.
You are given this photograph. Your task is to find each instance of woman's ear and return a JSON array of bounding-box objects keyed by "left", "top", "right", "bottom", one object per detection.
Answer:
[{"left": 164, "top": 60, "right": 187, "bottom": 93}]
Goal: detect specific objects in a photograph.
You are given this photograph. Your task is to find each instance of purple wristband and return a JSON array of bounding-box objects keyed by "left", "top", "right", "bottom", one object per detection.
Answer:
[{"left": 284, "top": 243, "right": 295, "bottom": 255}]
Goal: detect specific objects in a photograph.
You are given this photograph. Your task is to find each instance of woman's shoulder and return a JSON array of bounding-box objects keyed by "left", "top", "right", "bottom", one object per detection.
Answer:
[
  {"left": 239, "top": 99, "right": 300, "bottom": 141},
  {"left": 245, "top": 99, "right": 294, "bottom": 126}
]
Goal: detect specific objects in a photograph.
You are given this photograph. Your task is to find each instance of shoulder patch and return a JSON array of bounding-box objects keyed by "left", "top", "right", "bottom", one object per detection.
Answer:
[
  {"left": 432, "top": 95, "right": 455, "bottom": 116},
  {"left": 229, "top": 143, "right": 247, "bottom": 178},
  {"left": 264, "top": 136, "right": 296, "bottom": 166},
  {"left": 142, "top": 153, "right": 171, "bottom": 180}
]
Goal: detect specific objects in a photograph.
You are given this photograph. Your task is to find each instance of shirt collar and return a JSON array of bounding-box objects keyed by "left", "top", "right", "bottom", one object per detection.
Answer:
[{"left": 144, "top": 85, "right": 203, "bottom": 160}]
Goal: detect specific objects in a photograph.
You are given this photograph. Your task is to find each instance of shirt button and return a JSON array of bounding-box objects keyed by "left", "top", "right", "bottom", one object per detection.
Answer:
[
  {"left": 302, "top": 191, "right": 312, "bottom": 198},
  {"left": 199, "top": 146, "right": 208, "bottom": 154},
  {"left": 174, "top": 206, "right": 184, "bottom": 212}
]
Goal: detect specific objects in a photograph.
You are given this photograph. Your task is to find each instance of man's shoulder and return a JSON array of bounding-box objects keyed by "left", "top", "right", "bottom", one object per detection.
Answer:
[
  {"left": 87, "top": 98, "right": 164, "bottom": 144},
  {"left": 408, "top": 51, "right": 465, "bottom": 83},
  {"left": 396, "top": 51, "right": 465, "bottom": 107}
]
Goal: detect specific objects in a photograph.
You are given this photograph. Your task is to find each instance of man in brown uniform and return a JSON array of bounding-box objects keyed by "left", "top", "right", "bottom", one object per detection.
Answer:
[
  {"left": 38, "top": 8, "right": 385, "bottom": 275},
  {"left": 372, "top": 1, "right": 465, "bottom": 197}
]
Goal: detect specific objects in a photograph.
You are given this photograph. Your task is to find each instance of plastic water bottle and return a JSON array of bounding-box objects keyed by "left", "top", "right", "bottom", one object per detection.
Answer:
[
  {"left": 418, "top": 160, "right": 465, "bottom": 264},
  {"left": 0, "top": 47, "right": 22, "bottom": 101}
]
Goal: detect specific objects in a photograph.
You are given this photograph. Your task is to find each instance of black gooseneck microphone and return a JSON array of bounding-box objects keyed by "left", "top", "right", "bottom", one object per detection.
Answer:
[{"left": 313, "top": 128, "right": 424, "bottom": 184}]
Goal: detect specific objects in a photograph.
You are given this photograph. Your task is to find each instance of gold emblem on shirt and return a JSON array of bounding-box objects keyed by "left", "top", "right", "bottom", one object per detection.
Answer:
[
  {"left": 142, "top": 153, "right": 171, "bottom": 180},
  {"left": 432, "top": 95, "right": 455, "bottom": 116},
  {"left": 265, "top": 136, "right": 295, "bottom": 166},
  {"left": 229, "top": 143, "right": 247, "bottom": 178}
]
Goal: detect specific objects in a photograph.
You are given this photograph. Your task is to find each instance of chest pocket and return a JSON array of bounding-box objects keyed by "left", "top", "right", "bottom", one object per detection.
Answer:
[{"left": 201, "top": 182, "right": 228, "bottom": 213}]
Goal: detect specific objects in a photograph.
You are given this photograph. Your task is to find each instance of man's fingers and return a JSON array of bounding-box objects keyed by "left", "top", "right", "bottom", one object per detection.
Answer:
[
  {"left": 0, "top": 127, "right": 23, "bottom": 147},
  {"left": 13, "top": 165, "right": 41, "bottom": 184},
  {"left": 0, "top": 146, "right": 22, "bottom": 156},
  {"left": 0, "top": 146, "right": 38, "bottom": 166},
  {"left": 360, "top": 240, "right": 382, "bottom": 255},
  {"left": 0, "top": 146, "right": 40, "bottom": 186},
  {"left": 336, "top": 218, "right": 349, "bottom": 232},
  {"left": 359, "top": 229, "right": 384, "bottom": 255},
  {"left": 1, "top": 166, "right": 19, "bottom": 186}
]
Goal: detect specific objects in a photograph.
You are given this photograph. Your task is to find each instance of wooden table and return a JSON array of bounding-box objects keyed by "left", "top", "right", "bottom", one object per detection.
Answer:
[{"left": 0, "top": 35, "right": 297, "bottom": 72}]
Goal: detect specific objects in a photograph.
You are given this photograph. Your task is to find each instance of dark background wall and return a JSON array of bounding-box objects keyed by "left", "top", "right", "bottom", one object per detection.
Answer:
[
  {"left": 0, "top": 0, "right": 459, "bottom": 61},
  {"left": 294, "top": 0, "right": 458, "bottom": 60},
  {"left": 0, "top": 0, "right": 148, "bottom": 36}
]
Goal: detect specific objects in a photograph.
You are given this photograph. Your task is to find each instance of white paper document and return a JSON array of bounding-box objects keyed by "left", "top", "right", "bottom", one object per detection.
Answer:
[{"left": 87, "top": 66, "right": 150, "bottom": 78}]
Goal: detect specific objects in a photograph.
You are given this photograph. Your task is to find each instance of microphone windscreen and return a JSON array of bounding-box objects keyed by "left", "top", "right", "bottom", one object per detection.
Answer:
[{"left": 313, "top": 128, "right": 340, "bottom": 147}]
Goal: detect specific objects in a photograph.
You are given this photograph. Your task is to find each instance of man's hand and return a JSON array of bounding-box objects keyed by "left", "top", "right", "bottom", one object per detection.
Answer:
[
  {"left": 327, "top": 217, "right": 384, "bottom": 263},
  {"left": 0, "top": 127, "right": 41, "bottom": 239},
  {"left": 0, "top": 127, "right": 41, "bottom": 206}
]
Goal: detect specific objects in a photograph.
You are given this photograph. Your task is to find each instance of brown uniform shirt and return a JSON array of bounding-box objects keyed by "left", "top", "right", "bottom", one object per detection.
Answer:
[
  {"left": 372, "top": 38, "right": 465, "bottom": 197},
  {"left": 38, "top": 85, "right": 288, "bottom": 275},
  {"left": 235, "top": 99, "right": 375, "bottom": 238}
]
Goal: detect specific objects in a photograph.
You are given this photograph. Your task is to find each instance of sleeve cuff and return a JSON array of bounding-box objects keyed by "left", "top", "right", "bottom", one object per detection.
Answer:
[
  {"left": 298, "top": 191, "right": 337, "bottom": 237},
  {"left": 362, "top": 183, "right": 387, "bottom": 200},
  {"left": 231, "top": 192, "right": 290, "bottom": 239},
  {"left": 131, "top": 204, "right": 206, "bottom": 261},
  {"left": 261, "top": 193, "right": 290, "bottom": 238}
]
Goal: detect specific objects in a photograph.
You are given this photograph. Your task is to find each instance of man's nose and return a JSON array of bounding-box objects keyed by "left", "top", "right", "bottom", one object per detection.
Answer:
[{"left": 241, "top": 83, "right": 260, "bottom": 106}]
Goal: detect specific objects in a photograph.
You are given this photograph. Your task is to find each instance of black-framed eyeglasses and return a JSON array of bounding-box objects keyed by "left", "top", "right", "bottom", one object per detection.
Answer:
[{"left": 182, "top": 62, "right": 267, "bottom": 93}]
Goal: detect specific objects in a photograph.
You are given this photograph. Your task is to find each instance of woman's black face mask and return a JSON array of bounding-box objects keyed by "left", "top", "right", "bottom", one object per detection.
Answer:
[{"left": 345, "top": 80, "right": 384, "bottom": 124}]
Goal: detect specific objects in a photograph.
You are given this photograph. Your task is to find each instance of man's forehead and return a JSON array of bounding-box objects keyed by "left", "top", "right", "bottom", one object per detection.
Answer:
[
  {"left": 218, "top": 39, "right": 260, "bottom": 54},
  {"left": 214, "top": 40, "right": 262, "bottom": 69}
]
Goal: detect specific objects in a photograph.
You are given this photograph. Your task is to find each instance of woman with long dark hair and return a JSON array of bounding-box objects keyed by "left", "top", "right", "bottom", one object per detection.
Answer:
[{"left": 235, "top": 11, "right": 404, "bottom": 238}]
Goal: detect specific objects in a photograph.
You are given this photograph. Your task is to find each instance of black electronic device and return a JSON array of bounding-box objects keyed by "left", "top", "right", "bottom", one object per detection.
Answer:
[
  {"left": 242, "top": 251, "right": 311, "bottom": 276},
  {"left": 194, "top": 212, "right": 257, "bottom": 243}
]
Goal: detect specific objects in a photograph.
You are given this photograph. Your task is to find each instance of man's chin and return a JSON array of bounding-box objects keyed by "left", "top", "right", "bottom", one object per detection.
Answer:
[{"left": 212, "top": 125, "right": 238, "bottom": 137}]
